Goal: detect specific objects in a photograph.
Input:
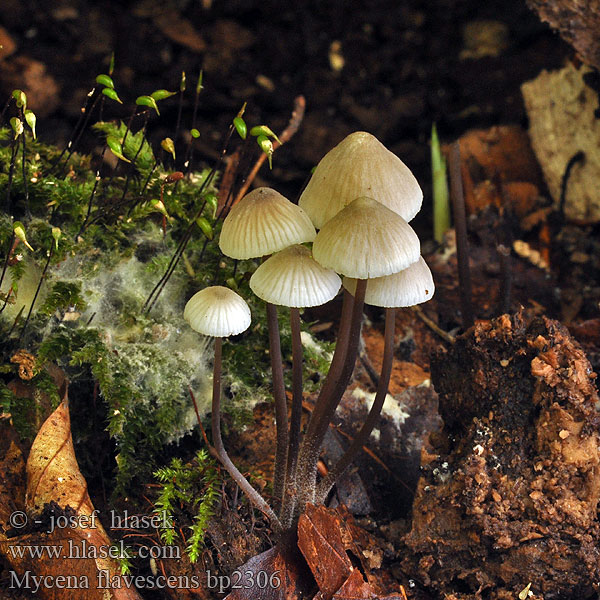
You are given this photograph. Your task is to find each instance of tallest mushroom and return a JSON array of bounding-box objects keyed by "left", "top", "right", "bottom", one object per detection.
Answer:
[
  {"left": 295, "top": 196, "right": 422, "bottom": 506},
  {"left": 298, "top": 130, "right": 423, "bottom": 226},
  {"left": 293, "top": 131, "right": 428, "bottom": 510}
]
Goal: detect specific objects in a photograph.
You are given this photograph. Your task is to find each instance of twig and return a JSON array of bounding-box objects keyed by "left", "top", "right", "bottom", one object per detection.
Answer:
[
  {"left": 0, "top": 233, "right": 16, "bottom": 293},
  {"left": 188, "top": 386, "right": 212, "bottom": 450},
  {"left": 411, "top": 305, "right": 455, "bottom": 343},
  {"left": 559, "top": 151, "right": 585, "bottom": 218},
  {"left": 449, "top": 142, "right": 474, "bottom": 329},
  {"left": 20, "top": 119, "right": 30, "bottom": 216},
  {"left": 19, "top": 246, "right": 54, "bottom": 342},
  {"left": 5, "top": 137, "right": 19, "bottom": 212},
  {"left": 51, "top": 88, "right": 99, "bottom": 172},
  {"left": 78, "top": 149, "right": 106, "bottom": 237}
]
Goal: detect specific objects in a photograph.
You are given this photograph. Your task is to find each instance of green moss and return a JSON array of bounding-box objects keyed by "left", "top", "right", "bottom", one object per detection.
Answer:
[
  {"left": 153, "top": 449, "right": 220, "bottom": 563},
  {"left": 39, "top": 281, "right": 86, "bottom": 315},
  {"left": 0, "top": 105, "right": 333, "bottom": 503},
  {"left": 93, "top": 121, "right": 155, "bottom": 171}
]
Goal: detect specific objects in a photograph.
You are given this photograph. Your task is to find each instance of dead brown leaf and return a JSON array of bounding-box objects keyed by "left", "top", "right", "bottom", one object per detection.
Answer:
[
  {"left": 297, "top": 504, "right": 352, "bottom": 600},
  {"left": 0, "top": 388, "right": 144, "bottom": 599},
  {"left": 26, "top": 396, "right": 93, "bottom": 516},
  {"left": 224, "top": 530, "right": 314, "bottom": 600},
  {"left": 298, "top": 504, "right": 403, "bottom": 600},
  {"left": 153, "top": 12, "right": 206, "bottom": 52}
]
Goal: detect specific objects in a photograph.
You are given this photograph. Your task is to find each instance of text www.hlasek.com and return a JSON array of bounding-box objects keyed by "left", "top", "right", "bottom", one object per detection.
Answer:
[{"left": 7, "top": 539, "right": 177, "bottom": 561}]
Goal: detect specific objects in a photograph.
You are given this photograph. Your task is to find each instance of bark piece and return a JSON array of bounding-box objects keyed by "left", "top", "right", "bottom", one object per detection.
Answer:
[
  {"left": 453, "top": 126, "right": 544, "bottom": 217},
  {"left": 0, "top": 56, "right": 61, "bottom": 117},
  {"left": 521, "top": 62, "right": 600, "bottom": 223},
  {"left": 0, "top": 25, "right": 17, "bottom": 59}
]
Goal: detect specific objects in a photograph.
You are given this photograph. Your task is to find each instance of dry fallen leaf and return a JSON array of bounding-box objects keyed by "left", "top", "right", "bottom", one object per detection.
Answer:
[
  {"left": 0, "top": 387, "right": 144, "bottom": 599},
  {"left": 153, "top": 11, "right": 206, "bottom": 52},
  {"left": 297, "top": 504, "right": 352, "bottom": 600},
  {"left": 224, "top": 530, "right": 314, "bottom": 600},
  {"left": 26, "top": 396, "right": 93, "bottom": 516},
  {"left": 298, "top": 504, "right": 404, "bottom": 600}
]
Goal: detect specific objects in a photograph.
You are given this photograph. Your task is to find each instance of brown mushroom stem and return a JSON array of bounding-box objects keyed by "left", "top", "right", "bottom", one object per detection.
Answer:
[
  {"left": 266, "top": 302, "right": 289, "bottom": 505},
  {"left": 315, "top": 307, "right": 395, "bottom": 503},
  {"left": 281, "top": 307, "right": 304, "bottom": 525},
  {"left": 296, "top": 279, "right": 367, "bottom": 507},
  {"left": 294, "top": 290, "right": 352, "bottom": 494},
  {"left": 211, "top": 337, "right": 282, "bottom": 532},
  {"left": 301, "top": 289, "right": 353, "bottom": 443}
]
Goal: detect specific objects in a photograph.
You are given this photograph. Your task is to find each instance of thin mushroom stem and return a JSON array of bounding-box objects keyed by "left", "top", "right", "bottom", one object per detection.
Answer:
[
  {"left": 294, "top": 289, "right": 353, "bottom": 502},
  {"left": 266, "top": 302, "right": 289, "bottom": 507},
  {"left": 316, "top": 307, "right": 395, "bottom": 503},
  {"left": 281, "top": 306, "right": 304, "bottom": 526},
  {"left": 300, "top": 289, "right": 353, "bottom": 446},
  {"left": 296, "top": 279, "right": 367, "bottom": 508},
  {"left": 211, "top": 337, "right": 282, "bottom": 533}
]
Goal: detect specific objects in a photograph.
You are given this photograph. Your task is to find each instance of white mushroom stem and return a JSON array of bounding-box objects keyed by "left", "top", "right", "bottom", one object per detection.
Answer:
[
  {"left": 281, "top": 306, "right": 304, "bottom": 526},
  {"left": 266, "top": 302, "right": 289, "bottom": 506},
  {"left": 211, "top": 337, "right": 282, "bottom": 532},
  {"left": 296, "top": 279, "right": 367, "bottom": 507},
  {"left": 315, "top": 307, "right": 396, "bottom": 502}
]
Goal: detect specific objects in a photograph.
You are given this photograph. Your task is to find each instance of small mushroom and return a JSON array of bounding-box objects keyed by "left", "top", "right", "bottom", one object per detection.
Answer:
[
  {"left": 184, "top": 285, "right": 251, "bottom": 337},
  {"left": 317, "top": 257, "right": 435, "bottom": 501},
  {"left": 219, "top": 187, "right": 316, "bottom": 504},
  {"left": 249, "top": 244, "right": 341, "bottom": 308},
  {"left": 299, "top": 131, "right": 423, "bottom": 229},
  {"left": 343, "top": 256, "right": 435, "bottom": 308},
  {"left": 184, "top": 286, "right": 281, "bottom": 531},
  {"left": 249, "top": 244, "right": 341, "bottom": 525}
]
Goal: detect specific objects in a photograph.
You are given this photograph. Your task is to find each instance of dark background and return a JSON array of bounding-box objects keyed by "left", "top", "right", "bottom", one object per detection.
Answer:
[{"left": 0, "top": 0, "right": 569, "bottom": 234}]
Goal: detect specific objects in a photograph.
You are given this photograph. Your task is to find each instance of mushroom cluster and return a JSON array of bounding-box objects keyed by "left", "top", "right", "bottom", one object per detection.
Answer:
[{"left": 184, "top": 131, "right": 434, "bottom": 533}]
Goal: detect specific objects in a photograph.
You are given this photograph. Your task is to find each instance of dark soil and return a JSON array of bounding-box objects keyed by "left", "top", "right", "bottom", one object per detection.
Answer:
[{"left": 0, "top": 0, "right": 570, "bottom": 238}]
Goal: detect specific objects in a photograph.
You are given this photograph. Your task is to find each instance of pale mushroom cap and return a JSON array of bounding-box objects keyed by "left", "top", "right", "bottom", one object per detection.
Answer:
[
  {"left": 249, "top": 244, "right": 341, "bottom": 308},
  {"left": 343, "top": 256, "right": 435, "bottom": 307},
  {"left": 312, "top": 196, "right": 421, "bottom": 279},
  {"left": 219, "top": 187, "right": 316, "bottom": 259},
  {"left": 298, "top": 131, "right": 423, "bottom": 229},
  {"left": 183, "top": 286, "right": 251, "bottom": 337}
]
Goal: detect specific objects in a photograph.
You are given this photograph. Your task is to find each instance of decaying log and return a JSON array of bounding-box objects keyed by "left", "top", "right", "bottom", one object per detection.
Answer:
[{"left": 403, "top": 311, "right": 600, "bottom": 599}]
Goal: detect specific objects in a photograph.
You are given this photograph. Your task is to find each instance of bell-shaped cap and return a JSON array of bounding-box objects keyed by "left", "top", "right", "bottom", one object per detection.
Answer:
[
  {"left": 219, "top": 187, "right": 316, "bottom": 259},
  {"left": 312, "top": 196, "right": 420, "bottom": 279},
  {"left": 299, "top": 131, "right": 422, "bottom": 229},
  {"left": 250, "top": 244, "right": 341, "bottom": 308},
  {"left": 184, "top": 286, "right": 251, "bottom": 337},
  {"left": 344, "top": 256, "right": 434, "bottom": 307}
]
